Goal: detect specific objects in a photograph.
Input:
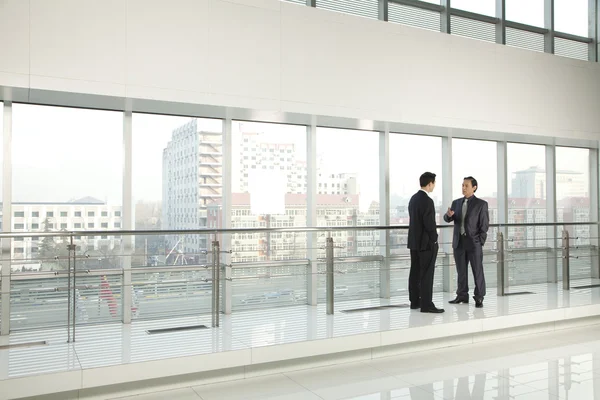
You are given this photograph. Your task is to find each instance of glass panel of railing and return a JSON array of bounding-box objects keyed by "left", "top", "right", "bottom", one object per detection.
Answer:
[
  {"left": 9, "top": 234, "right": 122, "bottom": 330},
  {"left": 130, "top": 233, "right": 213, "bottom": 320},
  {"left": 504, "top": 224, "right": 553, "bottom": 287},
  {"left": 316, "top": 229, "right": 382, "bottom": 303},
  {"left": 560, "top": 223, "right": 597, "bottom": 283},
  {"left": 231, "top": 261, "right": 308, "bottom": 311}
]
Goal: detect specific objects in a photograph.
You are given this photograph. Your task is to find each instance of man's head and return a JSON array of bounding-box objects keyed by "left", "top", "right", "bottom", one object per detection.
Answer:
[
  {"left": 462, "top": 176, "right": 478, "bottom": 198},
  {"left": 420, "top": 172, "right": 436, "bottom": 193}
]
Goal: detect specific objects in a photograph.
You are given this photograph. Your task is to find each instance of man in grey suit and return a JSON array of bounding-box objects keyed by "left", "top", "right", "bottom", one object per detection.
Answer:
[{"left": 443, "top": 176, "right": 489, "bottom": 308}]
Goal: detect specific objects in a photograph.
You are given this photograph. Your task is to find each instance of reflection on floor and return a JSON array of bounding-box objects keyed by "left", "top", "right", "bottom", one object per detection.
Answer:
[{"left": 109, "top": 324, "right": 600, "bottom": 399}]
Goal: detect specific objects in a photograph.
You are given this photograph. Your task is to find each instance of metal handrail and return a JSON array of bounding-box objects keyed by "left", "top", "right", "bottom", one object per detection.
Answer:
[{"left": 0, "top": 222, "right": 596, "bottom": 239}]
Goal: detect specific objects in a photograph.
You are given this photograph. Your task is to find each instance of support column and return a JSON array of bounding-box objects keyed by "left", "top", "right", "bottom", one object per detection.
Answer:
[
  {"left": 307, "top": 121, "right": 318, "bottom": 306},
  {"left": 497, "top": 142, "right": 509, "bottom": 290},
  {"left": 1, "top": 102, "right": 12, "bottom": 336},
  {"left": 441, "top": 136, "right": 454, "bottom": 293},
  {"left": 589, "top": 0, "right": 598, "bottom": 61},
  {"left": 590, "top": 148, "right": 599, "bottom": 278},
  {"left": 379, "top": 126, "right": 390, "bottom": 299},
  {"left": 546, "top": 145, "right": 558, "bottom": 283},
  {"left": 378, "top": 0, "right": 388, "bottom": 21},
  {"left": 122, "top": 111, "right": 132, "bottom": 324},
  {"left": 441, "top": 0, "right": 451, "bottom": 34},
  {"left": 495, "top": 0, "right": 506, "bottom": 44},
  {"left": 544, "top": 0, "right": 555, "bottom": 54},
  {"left": 221, "top": 118, "right": 232, "bottom": 314}
]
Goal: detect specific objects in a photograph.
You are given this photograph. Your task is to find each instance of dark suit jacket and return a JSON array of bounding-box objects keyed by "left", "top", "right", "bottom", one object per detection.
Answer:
[
  {"left": 407, "top": 190, "right": 438, "bottom": 251},
  {"left": 443, "top": 195, "right": 490, "bottom": 249}
]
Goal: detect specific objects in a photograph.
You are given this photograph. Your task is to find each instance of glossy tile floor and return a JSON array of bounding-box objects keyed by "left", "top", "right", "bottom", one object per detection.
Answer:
[
  {"left": 2, "top": 279, "right": 600, "bottom": 380},
  {"left": 108, "top": 324, "right": 600, "bottom": 400}
]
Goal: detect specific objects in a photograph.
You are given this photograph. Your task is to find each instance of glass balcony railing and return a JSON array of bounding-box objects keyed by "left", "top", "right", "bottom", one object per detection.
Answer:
[{"left": 0, "top": 222, "right": 597, "bottom": 336}]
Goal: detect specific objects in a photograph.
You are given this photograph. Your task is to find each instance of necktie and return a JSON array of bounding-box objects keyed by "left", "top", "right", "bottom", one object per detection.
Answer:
[{"left": 461, "top": 198, "right": 468, "bottom": 235}]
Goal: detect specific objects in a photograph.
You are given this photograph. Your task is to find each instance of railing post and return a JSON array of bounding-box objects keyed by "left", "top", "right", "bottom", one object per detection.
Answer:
[
  {"left": 563, "top": 230, "right": 570, "bottom": 290},
  {"left": 211, "top": 239, "right": 217, "bottom": 327},
  {"left": 215, "top": 240, "right": 220, "bottom": 327},
  {"left": 326, "top": 236, "right": 334, "bottom": 315},
  {"left": 497, "top": 232, "right": 505, "bottom": 296}
]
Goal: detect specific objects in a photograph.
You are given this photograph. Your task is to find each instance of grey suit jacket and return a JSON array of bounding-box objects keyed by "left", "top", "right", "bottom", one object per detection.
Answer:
[{"left": 443, "top": 195, "right": 489, "bottom": 249}]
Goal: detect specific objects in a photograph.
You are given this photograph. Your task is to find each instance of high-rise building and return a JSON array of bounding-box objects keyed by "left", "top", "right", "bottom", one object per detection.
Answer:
[
  {"left": 511, "top": 166, "right": 586, "bottom": 199},
  {"left": 162, "top": 120, "right": 223, "bottom": 256}
]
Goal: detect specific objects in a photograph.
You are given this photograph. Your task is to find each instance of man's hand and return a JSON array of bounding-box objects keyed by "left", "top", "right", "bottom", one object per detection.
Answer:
[{"left": 447, "top": 208, "right": 454, "bottom": 217}]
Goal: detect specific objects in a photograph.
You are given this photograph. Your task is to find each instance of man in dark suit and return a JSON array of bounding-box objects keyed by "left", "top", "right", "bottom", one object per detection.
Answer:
[
  {"left": 444, "top": 176, "right": 489, "bottom": 308},
  {"left": 407, "top": 172, "right": 444, "bottom": 313}
]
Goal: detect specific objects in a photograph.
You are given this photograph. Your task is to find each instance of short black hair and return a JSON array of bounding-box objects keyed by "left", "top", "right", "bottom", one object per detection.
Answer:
[
  {"left": 464, "top": 176, "right": 478, "bottom": 192},
  {"left": 420, "top": 172, "right": 436, "bottom": 188}
]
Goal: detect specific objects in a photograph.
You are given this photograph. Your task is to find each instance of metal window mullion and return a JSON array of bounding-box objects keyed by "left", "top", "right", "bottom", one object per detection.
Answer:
[
  {"left": 122, "top": 111, "right": 132, "bottom": 324},
  {"left": 589, "top": 0, "right": 599, "bottom": 61},
  {"left": 546, "top": 145, "right": 558, "bottom": 283},
  {"left": 379, "top": 0, "right": 388, "bottom": 21},
  {"left": 442, "top": 136, "right": 454, "bottom": 294},
  {"left": 496, "top": 0, "right": 506, "bottom": 44},
  {"left": 306, "top": 122, "right": 317, "bottom": 306},
  {"left": 221, "top": 118, "right": 232, "bottom": 314},
  {"left": 1, "top": 102, "right": 12, "bottom": 336},
  {"left": 590, "top": 148, "right": 599, "bottom": 278},
  {"left": 379, "top": 126, "right": 390, "bottom": 299},
  {"left": 545, "top": 0, "right": 555, "bottom": 54},
  {"left": 441, "top": 0, "right": 450, "bottom": 33},
  {"left": 497, "top": 142, "right": 508, "bottom": 290}
]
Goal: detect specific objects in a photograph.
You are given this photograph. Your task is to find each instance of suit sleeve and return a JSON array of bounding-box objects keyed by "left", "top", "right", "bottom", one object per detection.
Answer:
[
  {"left": 443, "top": 200, "right": 455, "bottom": 223},
  {"left": 423, "top": 198, "right": 438, "bottom": 244},
  {"left": 479, "top": 201, "right": 489, "bottom": 245}
]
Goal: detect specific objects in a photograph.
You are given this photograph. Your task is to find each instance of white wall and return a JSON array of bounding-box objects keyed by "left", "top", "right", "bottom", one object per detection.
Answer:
[{"left": 1, "top": 0, "right": 599, "bottom": 141}]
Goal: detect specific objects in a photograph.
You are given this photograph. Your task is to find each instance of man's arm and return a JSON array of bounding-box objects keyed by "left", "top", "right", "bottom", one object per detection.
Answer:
[
  {"left": 479, "top": 201, "right": 489, "bottom": 244},
  {"left": 443, "top": 200, "right": 455, "bottom": 223},
  {"left": 423, "top": 198, "right": 439, "bottom": 244}
]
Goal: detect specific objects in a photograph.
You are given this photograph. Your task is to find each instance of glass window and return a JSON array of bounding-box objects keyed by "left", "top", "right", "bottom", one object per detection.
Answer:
[
  {"left": 390, "top": 134, "right": 443, "bottom": 229},
  {"left": 60, "top": 223, "right": 67, "bottom": 229},
  {"left": 32, "top": 211, "right": 39, "bottom": 218},
  {"left": 507, "top": 143, "right": 546, "bottom": 250},
  {"left": 133, "top": 113, "right": 223, "bottom": 269},
  {"left": 101, "top": 211, "right": 108, "bottom": 217},
  {"left": 14, "top": 224, "right": 24, "bottom": 230},
  {"left": 13, "top": 104, "right": 121, "bottom": 205},
  {"left": 46, "top": 212, "right": 54, "bottom": 218},
  {"left": 74, "top": 211, "right": 81, "bottom": 217},
  {"left": 74, "top": 223, "right": 82, "bottom": 229},
  {"left": 231, "top": 121, "right": 307, "bottom": 262},
  {"left": 114, "top": 222, "right": 121, "bottom": 228},
  {"left": 115, "top": 211, "right": 121, "bottom": 217},
  {"left": 452, "top": 139, "right": 497, "bottom": 202},
  {"left": 101, "top": 222, "right": 108, "bottom": 228},
  {"left": 31, "top": 223, "right": 39, "bottom": 229},
  {"left": 556, "top": 147, "right": 590, "bottom": 250},
  {"left": 60, "top": 211, "right": 68, "bottom": 217},
  {"left": 88, "top": 211, "right": 95, "bottom": 217},
  {"left": 14, "top": 211, "right": 25, "bottom": 218},
  {"left": 88, "top": 223, "right": 94, "bottom": 228},
  {"left": 506, "top": 0, "right": 544, "bottom": 27},
  {"left": 555, "top": 0, "right": 588, "bottom": 36},
  {"left": 451, "top": 0, "right": 495, "bottom": 16}
]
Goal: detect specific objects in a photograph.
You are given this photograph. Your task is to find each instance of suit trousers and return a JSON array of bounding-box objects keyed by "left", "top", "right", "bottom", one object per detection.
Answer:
[
  {"left": 409, "top": 243, "right": 438, "bottom": 309},
  {"left": 454, "top": 235, "right": 486, "bottom": 300}
]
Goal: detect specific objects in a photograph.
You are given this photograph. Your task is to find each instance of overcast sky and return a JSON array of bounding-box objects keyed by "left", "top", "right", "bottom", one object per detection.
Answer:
[{"left": 0, "top": 1, "right": 591, "bottom": 206}]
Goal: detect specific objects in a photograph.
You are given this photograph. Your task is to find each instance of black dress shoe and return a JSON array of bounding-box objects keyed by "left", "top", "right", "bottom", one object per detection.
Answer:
[
  {"left": 449, "top": 297, "right": 469, "bottom": 304},
  {"left": 474, "top": 296, "right": 483, "bottom": 308},
  {"left": 410, "top": 303, "right": 420, "bottom": 310},
  {"left": 421, "top": 306, "right": 445, "bottom": 313}
]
